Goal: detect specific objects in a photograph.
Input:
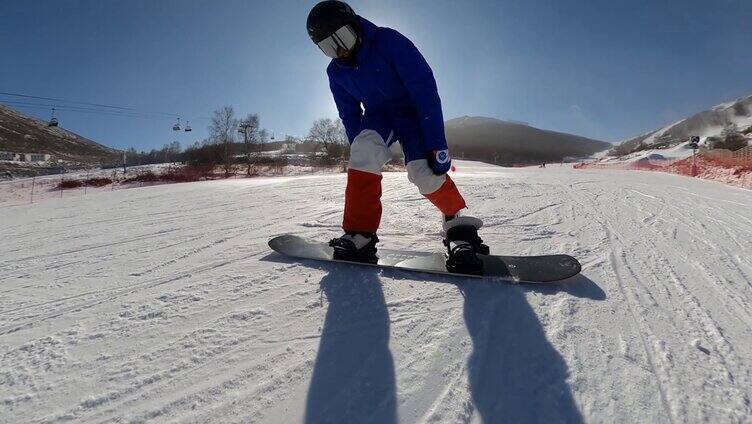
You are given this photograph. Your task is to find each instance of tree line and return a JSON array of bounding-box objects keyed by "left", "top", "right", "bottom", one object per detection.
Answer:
[{"left": 124, "top": 106, "right": 350, "bottom": 175}]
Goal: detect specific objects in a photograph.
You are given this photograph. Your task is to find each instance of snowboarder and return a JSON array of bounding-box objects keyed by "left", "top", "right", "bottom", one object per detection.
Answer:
[{"left": 306, "top": 1, "right": 488, "bottom": 273}]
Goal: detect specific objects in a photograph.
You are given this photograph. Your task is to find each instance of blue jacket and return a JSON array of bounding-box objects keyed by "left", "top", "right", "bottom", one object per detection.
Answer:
[{"left": 327, "top": 17, "right": 446, "bottom": 160}]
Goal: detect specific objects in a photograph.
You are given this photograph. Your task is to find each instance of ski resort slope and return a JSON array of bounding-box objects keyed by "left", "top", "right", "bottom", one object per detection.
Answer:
[{"left": 2, "top": 161, "right": 751, "bottom": 423}]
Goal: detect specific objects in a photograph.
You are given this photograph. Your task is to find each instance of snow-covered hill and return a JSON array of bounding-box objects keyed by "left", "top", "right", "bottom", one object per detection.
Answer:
[
  {"left": 2, "top": 161, "right": 751, "bottom": 423},
  {"left": 445, "top": 116, "right": 610, "bottom": 164},
  {"left": 0, "top": 104, "right": 119, "bottom": 163},
  {"left": 612, "top": 95, "right": 752, "bottom": 157}
]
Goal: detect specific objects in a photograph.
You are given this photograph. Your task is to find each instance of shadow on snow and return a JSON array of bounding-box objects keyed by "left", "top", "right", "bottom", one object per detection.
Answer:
[
  {"left": 304, "top": 267, "right": 397, "bottom": 424},
  {"left": 457, "top": 276, "right": 595, "bottom": 423},
  {"left": 263, "top": 253, "right": 604, "bottom": 423}
]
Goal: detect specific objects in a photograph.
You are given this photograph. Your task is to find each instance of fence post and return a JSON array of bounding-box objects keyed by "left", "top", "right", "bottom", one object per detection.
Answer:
[
  {"left": 30, "top": 177, "right": 35, "bottom": 204},
  {"left": 693, "top": 156, "right": 698, "bottom": 176},
  {"left": 60, "top": 171, "right": 64, "bottom": 198}
]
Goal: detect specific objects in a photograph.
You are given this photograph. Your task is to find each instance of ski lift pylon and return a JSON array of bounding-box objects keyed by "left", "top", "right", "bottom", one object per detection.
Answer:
[{"left": 48, "top": 107, "right": 59, "bottom": 127}]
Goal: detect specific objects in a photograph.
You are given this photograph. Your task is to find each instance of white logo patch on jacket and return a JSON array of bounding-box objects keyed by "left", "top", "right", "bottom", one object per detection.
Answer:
[{"left": 435, "top": 149, "right": 450, "bottom": 164}]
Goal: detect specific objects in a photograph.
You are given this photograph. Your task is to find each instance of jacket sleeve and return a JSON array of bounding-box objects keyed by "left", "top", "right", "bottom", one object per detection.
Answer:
[
  {"left": 328, "top": 69, "right": 363, "bottom": 143},
  {"left": 382, "top": 29, "right": 447, "bottom": 152}
]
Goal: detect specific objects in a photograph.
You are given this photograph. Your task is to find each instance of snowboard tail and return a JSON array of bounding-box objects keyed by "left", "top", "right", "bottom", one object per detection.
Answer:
[{"left": 268, "top": 235, "right": 581, "bottom": 283}]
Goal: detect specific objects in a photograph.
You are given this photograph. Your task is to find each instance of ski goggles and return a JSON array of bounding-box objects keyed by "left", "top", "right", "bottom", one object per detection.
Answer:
[{"left": 316, "top": 25, "right": 358, "bottom": 59}]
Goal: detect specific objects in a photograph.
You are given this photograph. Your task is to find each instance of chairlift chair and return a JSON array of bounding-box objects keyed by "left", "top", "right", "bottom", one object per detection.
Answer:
[
  {"left": 48, "top": 108, "right": 59, "bottom": 127},
  {"left": 172, "top": 118, "right": 182, "bottom": 131},
  {"left": 184, "top": 121, "right": 192, "bottom": 132}
]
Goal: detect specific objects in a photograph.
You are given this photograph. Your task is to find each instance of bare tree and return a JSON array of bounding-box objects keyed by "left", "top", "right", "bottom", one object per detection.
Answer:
[
  {"left": 283, "top": 135, "right": 300, "bottom": 153},
  {"left": 260, "top": 129, "right": 269, "bottom": 146},
  {"left": 238, "top": 113, "right": 262, "bottom": 176},
  {"left": 186, "top": 139, "right": 222, "bottom": 165},
  {"left": 210, "top": 106, "right": 238, "bottom": 176},
  {"left": 733, "top": 101, "right": 748, "bottom": 117},
  {"left": 161, "top": 141, "right": 181, "bottom": 163},
  {"left": 718, "top": 122, "right": 747, "bottom": 151},
  {"left": 307, "top": 118, "right": 348, "bottom": 160},
  {"left": 169, "top": 141, "right": 181, "bottom": 154}
]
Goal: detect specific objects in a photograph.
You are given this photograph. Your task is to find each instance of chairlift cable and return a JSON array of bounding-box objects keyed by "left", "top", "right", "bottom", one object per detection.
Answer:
[
  {"left": 0, "top": 91, "right": 179, "bottom": 117},
  {"left": 2, "top": 103, "right": 174, "bottom": 121},
  {"left": 1, "top": 100, "right": 165, "bottom": 119},
  {"left": 1, "top": 92, "right": 213, "bottom": 127}
]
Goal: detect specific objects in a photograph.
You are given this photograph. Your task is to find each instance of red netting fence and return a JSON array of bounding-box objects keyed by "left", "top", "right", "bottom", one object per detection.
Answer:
[{"left": 574, "top": 147, "right": 752, "bottom": 189}]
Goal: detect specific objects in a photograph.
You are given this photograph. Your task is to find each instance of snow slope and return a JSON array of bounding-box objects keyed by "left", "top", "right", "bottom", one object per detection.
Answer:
[
  {"left": 599, "top": 141, "right": 698, "bottom": 164},
  {"left": 612, "top": 94, "right": 752, "bottom": 157},
  {"left": 2, "top": 161, "right": 752, "bottom": 423},
  {"left": 0, "top": 104, "right": 119, "bottom": 163}
]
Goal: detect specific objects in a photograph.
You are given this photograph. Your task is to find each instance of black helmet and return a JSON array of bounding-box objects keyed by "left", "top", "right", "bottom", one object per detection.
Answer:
[{"left": 307, "top": 1, "right": 361, "bottom": 59}]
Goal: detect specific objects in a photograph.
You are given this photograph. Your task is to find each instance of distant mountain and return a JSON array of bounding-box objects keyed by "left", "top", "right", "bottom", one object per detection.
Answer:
[
  {"left": 0, "top": 104, "right": 119, "bottom": 163},
  {"left": 444, "top": 116, "right": 610, "bottom": 164},
  {"left": 611, "top": 94, "right": 752, "bottom": 157}
]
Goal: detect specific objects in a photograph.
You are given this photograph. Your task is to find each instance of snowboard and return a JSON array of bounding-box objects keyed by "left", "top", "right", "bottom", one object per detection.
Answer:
[{"left": 268, "top": 234, "right": 581, "bottom": 283}]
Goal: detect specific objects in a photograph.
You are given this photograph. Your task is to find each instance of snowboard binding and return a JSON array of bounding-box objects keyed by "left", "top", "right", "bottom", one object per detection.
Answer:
[
  {"left": 329, "top": 232, "right": 379, "bottom": 264},
  {"left": 443, "top": 217, "right": 489, "bottom": 275}
]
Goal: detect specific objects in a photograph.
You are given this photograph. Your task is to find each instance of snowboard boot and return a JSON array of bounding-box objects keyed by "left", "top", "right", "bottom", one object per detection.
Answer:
[
  {"left": 443, "top": 215, "right": 489, "bottom": 275},
  {"left": 329, "top": 232, "right": 379, "bottom": 263}
]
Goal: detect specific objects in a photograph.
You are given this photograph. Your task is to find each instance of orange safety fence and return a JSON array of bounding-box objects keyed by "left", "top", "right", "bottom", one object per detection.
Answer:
[{"left": 574, "top": 152, "right": 752, "bottom": 189}]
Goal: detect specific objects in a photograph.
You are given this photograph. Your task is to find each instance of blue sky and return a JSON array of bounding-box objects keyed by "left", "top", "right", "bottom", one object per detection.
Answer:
[{"left": 1, "top": 0, "right": 751, "bottom": 151}]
